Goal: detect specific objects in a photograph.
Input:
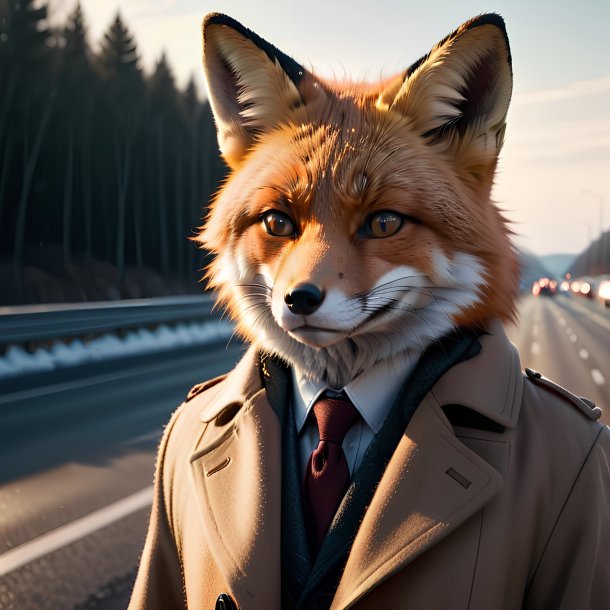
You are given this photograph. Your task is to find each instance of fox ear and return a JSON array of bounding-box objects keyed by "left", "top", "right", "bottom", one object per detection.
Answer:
[
  {"left": 202, "top": 13, "right": 309, "bottom": 168},
  {"left": 379, "top": 14, "right": 512, "bottom": 184}
]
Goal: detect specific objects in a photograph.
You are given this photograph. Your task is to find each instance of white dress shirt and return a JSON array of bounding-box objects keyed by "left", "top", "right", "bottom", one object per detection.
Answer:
[{"left": 292, "top": 351, "right": 420, "bottom": 480}]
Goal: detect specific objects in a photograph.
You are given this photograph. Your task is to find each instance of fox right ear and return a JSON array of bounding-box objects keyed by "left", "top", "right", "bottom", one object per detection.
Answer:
[
  {"left": 202, "top": 14, "right": 309, "bottom": 168},
  {"left": 378, "top": 14, "right": 512, "bottom": 190}
]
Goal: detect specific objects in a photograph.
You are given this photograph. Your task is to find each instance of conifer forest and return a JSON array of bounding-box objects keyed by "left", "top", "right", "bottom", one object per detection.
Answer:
[{"left": 0, "top": 0, "right": 226, "bottom": 305}]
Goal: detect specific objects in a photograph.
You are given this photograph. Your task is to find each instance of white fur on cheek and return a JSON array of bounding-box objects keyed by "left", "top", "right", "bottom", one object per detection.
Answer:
[
  {"left": 258, "top": 264, "right": 275, "bottom": 287},
  {"left": 431, "top": 250, "right": 486, "bottom": 298},
  {"left": 214, "top": 243, "right": 253, "bottom": 286},
  {"left": 350, "top": 252, "right": 486, "bottom": 358},
  {"left": 214, "top": 251, "right": 240, "bottom": 285},
  {"left": 304, "top": 289, "right": 368, "bottom": 330},
  {"left": 421, "top": 251, "right": 487, "bottom": 331},
  {"left": 236, "top": 247, "right": 253, "bottom": 279},
  {"left": 369, "top": 265, "right": 433, "bottom": 311}
]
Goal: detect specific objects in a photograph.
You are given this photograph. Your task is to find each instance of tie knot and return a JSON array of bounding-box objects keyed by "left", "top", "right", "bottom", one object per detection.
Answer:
[{"left": 313, "top": 396, "right": 359, "bottom": 445}]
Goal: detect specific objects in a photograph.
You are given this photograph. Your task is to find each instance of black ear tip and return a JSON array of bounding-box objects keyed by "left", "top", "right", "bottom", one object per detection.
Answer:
[
  {"left": 201, "top": 12, "right": 307, "bottom": 87},
  {"left": 464, "top": 13, "right": 510, "bottom": 49},
  {"left": 468, "top": 13, "right": 511, "bottom": 67},
  {"left": 202, "top": 13, "right": 242, "bottom": 36},
  {"left": 405, "top": 13, "right": 511, "bottom": 80},
  {"left": 466, "top": 13, "right": 507, "bottom": 32}
]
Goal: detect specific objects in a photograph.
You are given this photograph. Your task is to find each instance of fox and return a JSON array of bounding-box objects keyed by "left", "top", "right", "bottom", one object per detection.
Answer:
[
  {"left": 197, "top": 13, "right": 519, "bottom": 388},
  {"left": 130, "top": 13, "right": 610, "bottom": 610}
]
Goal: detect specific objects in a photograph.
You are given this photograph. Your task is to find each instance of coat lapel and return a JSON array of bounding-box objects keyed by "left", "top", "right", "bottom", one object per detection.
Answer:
[
  {"left": 189, "top": 348, "right": 283, "bottom": 610},
  {"left": 332, "top": 395, "right": 503, "bottom": 609}
]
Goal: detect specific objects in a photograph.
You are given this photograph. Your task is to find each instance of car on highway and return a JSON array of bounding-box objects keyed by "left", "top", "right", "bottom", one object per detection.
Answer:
[
  {"left": 532, "top": 277, "right": 557, "bottom": 296},
  {"left": 595, "top": 275, "right": 610, "bottom": 307},
  {"left": 577, "top": 276, "right": 598, "bottom": 299},
  {"left": 569, "top": 276, "right": 595, "bottom": 299}
]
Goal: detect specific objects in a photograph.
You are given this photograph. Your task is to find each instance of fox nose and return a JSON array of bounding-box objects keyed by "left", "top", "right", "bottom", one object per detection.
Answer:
[{"left": 285, "top": 283, "right": 324, "bottom": 315}]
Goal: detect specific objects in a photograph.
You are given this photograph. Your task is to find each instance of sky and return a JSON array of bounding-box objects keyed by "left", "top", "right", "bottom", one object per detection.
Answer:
[{"left": 48, "top": 0, "right": 610, "bottom": 256}]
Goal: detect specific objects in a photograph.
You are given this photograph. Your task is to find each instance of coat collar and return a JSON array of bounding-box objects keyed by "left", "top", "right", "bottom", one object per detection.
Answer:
[
  {"left": 188, "top": 322, "right": 522, "bottom": 609},
  {"left": 430, "top": 320, "right": 523, "bottom": 429},
  {"left": 197, "top": 346, "right": 263, "bottom": 423}
]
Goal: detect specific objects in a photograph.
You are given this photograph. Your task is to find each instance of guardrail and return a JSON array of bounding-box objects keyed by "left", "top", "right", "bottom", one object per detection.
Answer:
[{"left": 0, "top": 294, "right": 220, "bottom": 347}]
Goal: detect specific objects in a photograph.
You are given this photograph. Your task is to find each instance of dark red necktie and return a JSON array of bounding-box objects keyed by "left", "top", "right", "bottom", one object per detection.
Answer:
[{"left": 303, "top": 395, "right": 359, "bottom": 554}]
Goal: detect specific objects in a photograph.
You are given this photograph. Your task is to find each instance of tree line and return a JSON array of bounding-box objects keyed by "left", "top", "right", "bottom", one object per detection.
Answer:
[{"left": 0, "top": 0, "right": 226, "bottom": 300}]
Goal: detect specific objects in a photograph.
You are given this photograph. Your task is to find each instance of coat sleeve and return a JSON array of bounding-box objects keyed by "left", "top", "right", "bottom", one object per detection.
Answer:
[
  {"left": 525, "top": 425, "right": 610, "bottom": 609},
  {"left": 128, "top": 407, "right": 187, "bottom": 610}
]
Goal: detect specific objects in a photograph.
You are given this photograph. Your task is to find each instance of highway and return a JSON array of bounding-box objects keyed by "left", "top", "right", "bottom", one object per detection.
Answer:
[
  {"left": 0, "top": 340, "right": 245, "bottom": 610},
  {"left": 0, "top": 292, "right": 608, "bottom": 609},
  {"left": 505, "top": 293, "right": 609, "bottom": 424}
]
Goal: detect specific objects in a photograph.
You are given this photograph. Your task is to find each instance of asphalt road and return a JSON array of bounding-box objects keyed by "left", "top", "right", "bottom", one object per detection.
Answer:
[
  {"left": 505, "top": 292, "right": 609, "bottom": 424},
  {"left": 0, "top": 340, "right": 245, "bottom": 610},
  {"left": 0, "top": 293, "right": 608, "bottom": 609}
]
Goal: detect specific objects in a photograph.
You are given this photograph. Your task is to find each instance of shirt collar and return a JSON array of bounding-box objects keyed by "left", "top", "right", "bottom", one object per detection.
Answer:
[{"left": 292, "top": 351, "right": 420, "bottom": 435}]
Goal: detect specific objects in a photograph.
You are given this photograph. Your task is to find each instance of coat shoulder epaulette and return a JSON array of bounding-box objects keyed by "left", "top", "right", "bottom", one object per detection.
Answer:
[
  {"left": 524, "top": 368, "right": 602, "bottom": 421},
  {"left": 185, "top": 374, "right": 227, "bottom": 402}
]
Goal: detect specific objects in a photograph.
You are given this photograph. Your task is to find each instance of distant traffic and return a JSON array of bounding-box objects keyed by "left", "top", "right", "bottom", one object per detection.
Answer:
[{"left": 532, "top": 274, "right": 610, "bottom": 308}]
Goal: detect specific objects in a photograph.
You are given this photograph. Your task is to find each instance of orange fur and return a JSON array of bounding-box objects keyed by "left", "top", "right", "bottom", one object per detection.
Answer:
[{"left": 197, "top": 13, "right": 519, "bottom": 386}]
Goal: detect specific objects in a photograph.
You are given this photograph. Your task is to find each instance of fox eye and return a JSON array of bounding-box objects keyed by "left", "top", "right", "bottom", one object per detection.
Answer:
[
  {"left": 262, "top": 211, "right": 296, "bottom": 237},
  {"left": 360, "top": 211, "right": 403, "bottom": 238}
]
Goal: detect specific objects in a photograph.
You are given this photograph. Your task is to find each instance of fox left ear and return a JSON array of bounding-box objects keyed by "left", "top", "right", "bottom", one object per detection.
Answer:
[
  {"left": 202, "top": 13, "right": 314, "bottom": 168},
  {"left": 379, "top": 14, "right": 512, "bottom": 186}
]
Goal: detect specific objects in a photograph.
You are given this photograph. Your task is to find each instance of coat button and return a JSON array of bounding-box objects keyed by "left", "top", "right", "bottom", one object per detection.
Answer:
[{"left": 216, "top": 593, "right": 237, "bottom": 610}]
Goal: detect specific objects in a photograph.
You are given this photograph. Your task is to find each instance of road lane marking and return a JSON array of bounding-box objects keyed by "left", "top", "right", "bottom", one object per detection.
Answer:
[
  {"left": 557, "top": 317, "right": 566, "bottom": 326},
  {"left": 591, "top": 370, "right": 605, "bottom": 386},
  {"left": 532, "top": 324, "right": 539, "bottom": 337},
  {"left": 566, "top": 327, "right": 573, "bottom": 335},
  {"left": 569, "top": 334, "right": 578, "bottom": 343},
  {"left": 0, "top": 486, "right": 153, "bottom": 577},
  {"left": 531, "top": 342, "right": 540, "bottom": 355},
  {"left": 579, "top": 349, "right": 590, "bottom": 360}
]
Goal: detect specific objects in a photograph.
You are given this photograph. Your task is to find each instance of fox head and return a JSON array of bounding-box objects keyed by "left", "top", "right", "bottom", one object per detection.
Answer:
[{"left": 197, "top": 13, "right": 519, "bottom": 387}]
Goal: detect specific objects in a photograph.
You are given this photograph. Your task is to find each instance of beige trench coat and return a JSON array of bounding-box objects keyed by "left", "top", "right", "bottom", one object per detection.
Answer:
[{"left": 128, "top": 322, "right": 610, "bottom": 609}]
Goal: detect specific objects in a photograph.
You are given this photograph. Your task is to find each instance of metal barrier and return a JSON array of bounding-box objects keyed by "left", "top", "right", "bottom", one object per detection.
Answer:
[{"left": 0, "top": 294, "right": 220, "bottom": 346}]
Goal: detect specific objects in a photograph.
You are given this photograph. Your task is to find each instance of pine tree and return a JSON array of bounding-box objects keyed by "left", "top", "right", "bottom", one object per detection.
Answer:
[
  {"left": 2, "top": 0, "right": 55, "bottom": 269},
  {"left": 183, "top": 76, "right": 202, "bottom": 276},
  {"left": 150, "top": 53, "right": 176, "bottom": 97},
  {"left": 2, "top": 0, "right": 51, "bottom": 74},
  {"left": 0, "top": 0, "right": 230, "bottom": 301},
  {"left": 97, "top": 13, "right": 145, "bottom": 286},
  {"left": 149, "top": 52, "right": 182, "bottom": 274},
  {"left": 0, "top": 0, "right": 53, "bottom": 159},
  {"left": 183, "top": 76, "right": 200, "bottom": 120},
  {"left": 63, "top": 2, "right": 88, "bottom": 67},
  {"left": 98, "top": 12, "right": 140, "bottom": 82},
  {"left": 56, "top": 2, "right": 97, "bottom": 264}
]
